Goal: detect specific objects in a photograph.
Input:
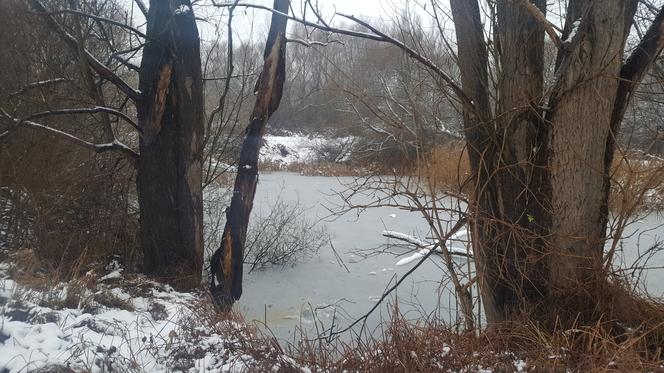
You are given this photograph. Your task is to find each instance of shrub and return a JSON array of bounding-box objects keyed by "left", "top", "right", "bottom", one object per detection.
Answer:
[{"left": 244, "top": 194, "right": 328, "bottom": 272}]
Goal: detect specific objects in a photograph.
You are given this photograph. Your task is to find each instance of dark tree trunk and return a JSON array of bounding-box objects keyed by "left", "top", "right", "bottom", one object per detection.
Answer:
[
  {"left": 137, "top": 0, "right": 204, "bottom": 288},
  {"left": 210, "top": 0, "right": 290, "bottom": 310}
]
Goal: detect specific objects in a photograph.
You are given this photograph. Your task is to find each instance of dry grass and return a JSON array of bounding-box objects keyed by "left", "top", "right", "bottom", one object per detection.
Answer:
[
  {"left": 284, "top": 296, "right": 664, "bottom": 372},
  {"left": 260, "top": 160, "right": 364, "bottom": 177},
  {"left": 7, "top": 248, "right": 664, "bottom": 371},
  {"left": 418, "top": 144, "right": 664, "bottom": 212},
  {"left": 610, "top": 152, "right": 664, "bottom": 212},
  {"left": 416, "top": 142, "right": 471, "bottom": 193}
]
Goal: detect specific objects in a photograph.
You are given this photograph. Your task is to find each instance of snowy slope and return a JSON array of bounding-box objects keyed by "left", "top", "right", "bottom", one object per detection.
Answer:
[
  {"left": 0, "top": 261, "right": 309, "bottom": 373},
  {"left": 260, "top": 134, "right": 354, "bottom": 165}
]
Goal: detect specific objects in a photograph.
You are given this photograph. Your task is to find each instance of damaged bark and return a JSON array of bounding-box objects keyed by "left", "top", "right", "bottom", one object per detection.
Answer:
[
  {"left": 137, "top": 0, "right": 204, "bottom": 288},
  {"left": 210, "top": 0, "right": 291, "bottom": 310}
]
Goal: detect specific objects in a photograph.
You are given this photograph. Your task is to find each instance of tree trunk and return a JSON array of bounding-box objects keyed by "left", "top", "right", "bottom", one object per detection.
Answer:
[
  {"left": 137, "top": 0, "right": 204, "bottom": 288},
  {"left": 449, "top": 0, "right": 502, "bottom": 324},
  {"left": 545, "top": 0, "right": 636, "bottom": 293},
  {"left": 210, "top": 0, "right": 290, "bottom": 310},
  {"left": 452, "top": 0, "right": 664, "bottom": 325}
]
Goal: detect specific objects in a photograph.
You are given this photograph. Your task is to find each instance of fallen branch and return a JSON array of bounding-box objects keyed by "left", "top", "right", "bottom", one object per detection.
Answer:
[
  {"left": 318, "top": 217, "right": 467, "bottom": 341},
  {"left": 382, "top": 230, "right": 472, "bottom": 265}
]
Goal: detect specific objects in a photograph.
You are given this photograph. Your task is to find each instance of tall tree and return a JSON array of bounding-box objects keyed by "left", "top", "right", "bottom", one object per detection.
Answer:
[
  {"left": 10, "top": 0, "right": 207, "bottom": 287},
  {"left": 137, "top": 0, "right": 205, "bottom": 287},
  {"left": 210, "top": 0, "right": 291, "bottom": 310},
  {"left": 450, "top": 0, "right": 664, "bottom": 324},
  {"left": 227, "top": 0, "right": 664, "bottom": 328}
]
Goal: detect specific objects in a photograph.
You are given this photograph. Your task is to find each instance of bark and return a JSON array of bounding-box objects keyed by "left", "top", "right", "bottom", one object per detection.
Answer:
[
  {"left": 210, "top": 0, "right": 290, "bottom": 310},
  {"left": 137, "top": 0, "right": 204, "bottom": 288},
  {"left": 451, "top": 0, "right": 547, "bottom": 324},
  {"left": 449, "top": 0, "right": 499, "bottom": 324},
  {"left": 453, "top": 0, "right": 664, "bottom": 325},
  {"left": 480, "top": 0, "right": 550, "bottom": 323},
  {"left": 545, "top": 1, "right": 635, "bottom": 292}
]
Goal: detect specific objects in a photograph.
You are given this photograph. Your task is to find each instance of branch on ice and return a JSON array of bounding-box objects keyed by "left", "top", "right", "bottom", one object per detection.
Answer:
[{"left": 382, "top": 229, "right": 472, "bottom": 267}]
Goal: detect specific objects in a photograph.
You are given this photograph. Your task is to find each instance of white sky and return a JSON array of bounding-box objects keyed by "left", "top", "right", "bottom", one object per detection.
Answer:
[{"left": 194, "top": 0, "right": 405, "bottom": 43}]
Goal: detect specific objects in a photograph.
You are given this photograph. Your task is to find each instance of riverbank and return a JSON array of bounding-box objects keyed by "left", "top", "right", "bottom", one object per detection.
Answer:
[
  {"left": 3, "top": 255, "right": 662, "bottom": 372},
  {"left": 0, "top": 257, "right": 309, "bottom": 372}
]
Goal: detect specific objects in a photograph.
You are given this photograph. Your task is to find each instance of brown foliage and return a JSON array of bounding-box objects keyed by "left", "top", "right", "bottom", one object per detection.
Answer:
[
  {"left": 287, "top": 296, "right": 664, "bottom": 372},
  {"left": 0, "top": 0, "right": 139, "bottom": 277}
]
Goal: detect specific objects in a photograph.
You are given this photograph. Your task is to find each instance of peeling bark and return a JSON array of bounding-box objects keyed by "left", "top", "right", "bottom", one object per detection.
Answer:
[
  {"left": 137, "top": 0, "right": 204, "bottom": 288},
  {"left": 210, "top": 0, "right": 290, "bottom": 310}
]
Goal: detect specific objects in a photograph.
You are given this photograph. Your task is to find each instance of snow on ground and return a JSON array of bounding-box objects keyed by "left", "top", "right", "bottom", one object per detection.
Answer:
[
  {"left": 260, "top": 134, "right": 354, "bottom": 165},
  {"left": 0, "top": 260, "right": 308, "bottom": 373},
  {"left": 260, "top": 134, "right": 317, "bottom": 165}
]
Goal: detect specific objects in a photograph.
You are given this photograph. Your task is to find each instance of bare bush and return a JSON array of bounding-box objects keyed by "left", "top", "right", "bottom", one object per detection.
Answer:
[
  {"left": 0, "top": 0, "right": 139, "bottom": 276},
  {"left": 309, "top": 137, "right": 355, "bottom": 163},
  {"left": 244, "top": 194, "right": 328, "bottom": 273}
]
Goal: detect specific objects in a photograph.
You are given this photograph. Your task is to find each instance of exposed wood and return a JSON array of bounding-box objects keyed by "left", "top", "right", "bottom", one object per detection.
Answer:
[
  {"left": 144, "top": 62, "right": 173, "bottom": 143},
  {"left": 137, "top": 0, "right": 204, "bottom": 288},
  {"left": 210, "top": 0, "right": 291, "bottom": 310}
]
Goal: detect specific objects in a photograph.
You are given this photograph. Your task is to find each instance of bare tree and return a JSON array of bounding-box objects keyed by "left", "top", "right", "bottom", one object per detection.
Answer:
[
  {"left": 215, "top": 0, "right": 664, "bottom": 331},
  {"left": 136, "top": 0, "right": 205, "bottom": 286},
  {"left": 1, "top": 0, "right": 206, "bottom": 287},
  {"left": 209, "top": 0, "right": 291, "bottom": 310}
]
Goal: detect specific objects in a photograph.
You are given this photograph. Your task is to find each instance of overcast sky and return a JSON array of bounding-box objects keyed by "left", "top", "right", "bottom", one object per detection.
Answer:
[{"left": 191, "top": 0, "right": 405, "bottom": 43}]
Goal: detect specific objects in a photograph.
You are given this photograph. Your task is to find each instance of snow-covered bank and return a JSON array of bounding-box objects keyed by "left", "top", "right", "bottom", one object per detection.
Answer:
[
  {"left": 260, "top": 134, "right": 354, "bottom": 165},
  {"left": 0, "top": 260, "right": 308, "bottom": 373}
]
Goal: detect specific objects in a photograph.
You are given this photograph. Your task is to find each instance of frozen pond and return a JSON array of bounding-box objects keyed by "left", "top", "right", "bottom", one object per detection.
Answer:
[{"left": 235, "top": 172, "right": 664, "bottom": 343}]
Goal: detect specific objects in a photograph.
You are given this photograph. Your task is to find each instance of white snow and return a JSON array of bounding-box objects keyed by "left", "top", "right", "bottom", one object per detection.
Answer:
[
  {"left": 259, "top": 133, "right": 354, "bottom": 165},
  {"left": 0, "top": 261, "right": 308, "bottom": 373},
  {"left": 441, "top": 343, "right": 451, "bottom": 357},
  {"left": 563, "top": 19, "right": 581, "bottom": 44},
  {"left": 98, "top": 270, "right": 122, "bottom": 281},
  {"left": 395, "top": 249, "right": 429, "bottom": 266},
  {"left": 382, "top": 230, "right": 472, "bottom": 267},
  {"left": 174, "top": 4, "right": 191, "bottom": 15}
]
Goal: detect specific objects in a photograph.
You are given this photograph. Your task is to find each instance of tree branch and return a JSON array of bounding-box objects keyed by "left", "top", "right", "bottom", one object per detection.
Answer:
[
  {"left": 613, "top": 5, "right": 664, "bottom": 126},
  {"left": 0, "top": 113, "right": 138, "bottom": 164},
  {"left": 512, "top": 0, "right": 562, "bottom": 47},
  {"left": 211, "top": 1, "right": 477, "bottom": 114},
  {"left": 21, "top": 107, "right": 142, "bottom": 134},
  {"left": 5, "top": 78, "right": 70, "bottom": 99},
  {"left": 287, "top": 37, "right": 343, "bottom": 47},
  {"left": 319, "top": 217, "right": 468, "bottom": 340},
  {"left": 46, "top": 9, "right": 149, "bottom": 39},
  {"left": 29, "top": 0, "right": 142, "bottom": 102},
  {"left": 133, "top": 0, "right": 148, "bottom": 17}
]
